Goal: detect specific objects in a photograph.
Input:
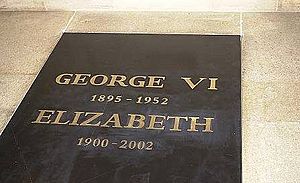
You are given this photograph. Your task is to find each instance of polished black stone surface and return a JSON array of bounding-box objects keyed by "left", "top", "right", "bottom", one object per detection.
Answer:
[{"left": 0, "top": 33, "right": 241, "bottom": 183}]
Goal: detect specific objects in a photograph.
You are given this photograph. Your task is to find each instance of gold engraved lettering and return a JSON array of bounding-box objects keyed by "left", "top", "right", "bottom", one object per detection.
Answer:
[
  {"left": 80, "top": 112, "right": 103, "bottom": 126},
  {"left": 32, "top": 110, "right": 55, "bottom": 124},
  {"left": 55, "top": 73, "right": 73, "bottom": 85},
  {"left": 125, "top": 114, "right": 146, "bottom": 128},
  {"left": 146, "top": 115, "right": 165, "bottom": 130},
  {"left": 146, "top": 76, "right": 165, "bottom": 88},
  {"left": 51, "top": 110, "right": 70, "bottom": 125},
  {"left": 181, "top": 77, "right": 206, "bottom": 90},
  {"left": 101, "top": 113, "right": 122, "bottom": 128},
  {"left": 31, "top": 110, "right": 55, "bottom": 124},
  {"left": 107, "top": 75, "right": 128, "bottom": 87},
  {"left": 32, "top": 109, "right": 215, "bottom": 133},
  {"left": 187, "top": 117, "right": 214, "bottom": 132},
  {"left": 71, "top": 74, "right": 91, "bottom": 85},
  {"left": 69, "top": 111, "right": 85, "bottom": 126},
  {"left": 90, "top": 75, "right": 108, "bottom": 86},
  {"left": 128, "top": 76, "right": 147, "bottom": 88},
  {"left": 167, "top": 116, "right": 188, "bottom": 132},
  {"left": 208, "top": 78, "right": 218, "bottom": 90}
]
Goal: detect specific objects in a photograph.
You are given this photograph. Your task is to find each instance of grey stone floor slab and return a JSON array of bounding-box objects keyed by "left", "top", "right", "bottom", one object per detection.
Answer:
[
  {"left": 0, "top": 11, "right": 74, "bottom": 74},
  {"left": 0, "top": 74, "right": 35, "bottom": 133},
  {"left": 1, "top": 0, "right": 299, "bottom": 11},
  {"left": 0, "top": 11, "right": 299, "bottom": 183},
  {"left": 278, "top": 0, "right": 300, "bottom": 11},
  {"left": 0, "top": 0, "right": 280, "bottom": 12},
  {"left": 241, "top": 12, "right": 300, "bottom": 183},
  {"left": 243, "top": 81, "right": 300, "bottom": 123},
  {"left": 242, "top": 12, "right": 300, "bottom": 82},
  {"left": 0, "top": 108, "right": 14, "bottom": 134},
  {"left": 0, "top": 74, "right": 35, "bottom": 110},
  {"left": 67, "top": 11, "right": 241, "bottom": 35},
  {"left": 243, "top": 122, "right": 300, "bottom": 183},
  {"left": 242, "top": 12, "right": 300, "bottom": 124},
  {"left": 3, "top": 0, "right": 299, "bottom": 12}
]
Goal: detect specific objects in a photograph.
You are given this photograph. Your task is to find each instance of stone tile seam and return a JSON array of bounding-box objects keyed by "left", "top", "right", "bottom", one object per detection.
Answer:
[
  {"left": 63, "top": 11, "right": 76, "bottom": 32},
  {"left": 0, "top": 73, "right": 37, "bottom": 76},
  {"left": 1, "top": 9, "right": 300, "bottom": 12},
  {"left": 43, "top": 1, "right": 48, "bottom": 11},
  {"left": 64, "top": 30, "right": 241, "bottom": 35},
  {"left": 1, "top": 10, "right": 300, "bottom": 13},
  {"left": 246, "top": 121, "right": 300, "bottom": 126},
  {"left": 240, "top": 12, "right": 244, "bottom": 36}
]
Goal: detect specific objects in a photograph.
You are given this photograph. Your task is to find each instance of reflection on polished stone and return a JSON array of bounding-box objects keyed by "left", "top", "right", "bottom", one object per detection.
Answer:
[{"left": 0, "top": 33, "right": 241, "bottom": 183}]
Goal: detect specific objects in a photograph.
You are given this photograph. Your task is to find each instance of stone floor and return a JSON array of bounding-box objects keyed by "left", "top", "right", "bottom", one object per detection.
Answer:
[
  {"left": 0, "top": 11, "right": 299, "bottom": 183},
  {"left": 1, "top": 0, "right": 300, "bottom": 11}
]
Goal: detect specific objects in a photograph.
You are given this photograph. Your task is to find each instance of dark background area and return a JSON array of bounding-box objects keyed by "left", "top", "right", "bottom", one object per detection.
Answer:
[{"left": 0, "top": 33, "right": 241, "bottom": 183}]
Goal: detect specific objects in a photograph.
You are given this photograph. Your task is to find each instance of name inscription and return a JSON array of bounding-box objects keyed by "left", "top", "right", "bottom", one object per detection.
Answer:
[
  {"left": 32, "top": 110, "right": 214, "bottom": 133},
  {"left": 31, "top": 73, "right": 218, "bottom": 134},
  {"left": 55, "top": 73, "right": 218, "bottom": 90}
]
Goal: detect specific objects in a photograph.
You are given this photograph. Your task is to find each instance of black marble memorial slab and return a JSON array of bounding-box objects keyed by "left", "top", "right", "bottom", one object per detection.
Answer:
[{"left": 0, "top": 33, "right": 241, "bottom": 183}]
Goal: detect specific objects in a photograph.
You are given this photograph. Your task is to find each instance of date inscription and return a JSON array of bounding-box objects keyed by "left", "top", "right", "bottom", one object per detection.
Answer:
[
  {"left": 77, "top": 137, "right": 154, "bottom": 151},
  {"left": 90, "top": 94, "right": 169, "bottom": 105}
]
